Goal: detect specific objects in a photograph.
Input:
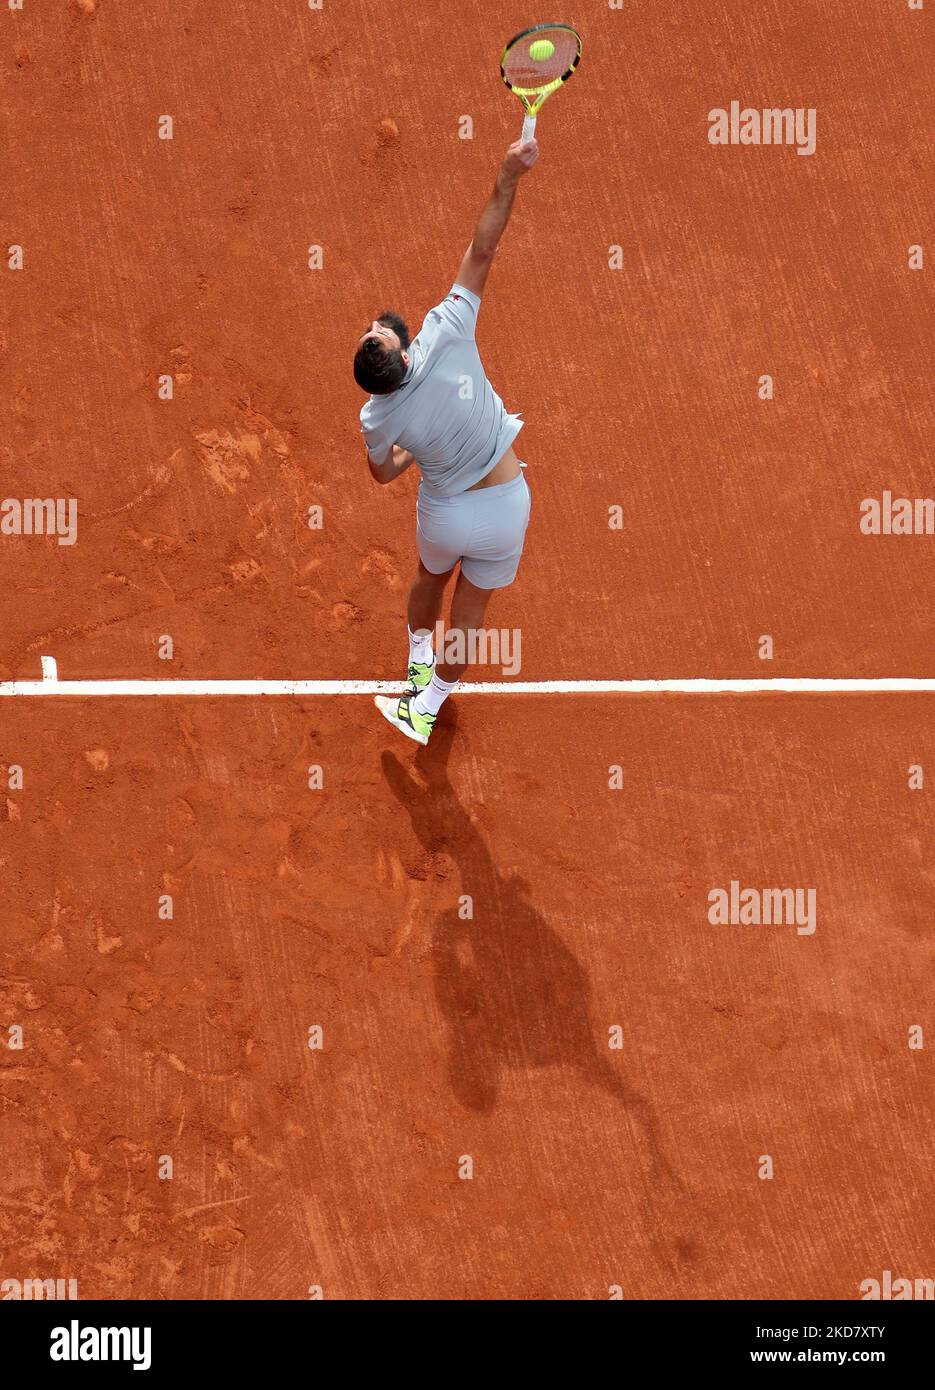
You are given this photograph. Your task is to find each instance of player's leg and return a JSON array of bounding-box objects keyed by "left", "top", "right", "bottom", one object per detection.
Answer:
[
  {"left": 376, "top": 473, "right": 529, "bottom": 745},
  {"left": 403, "top": 488, "right": 469, "bottom": 690},
  {"left": 375, "top": 491, "right": 464, "bottom": 743},
  {"left": 411, "top": 473, "right": 531, "bottom": 724},
  {"left": 406, "top": 558, "right": 454, "bottom": 690},
  {"left": 407, "top": 572, "right": 495, "bottom": 726},
  {"left": 380, "top": 573, "right": 494, "bottom": 745},
  {"left": 439, "top": 571, "right": 495, "bottom": 680}
]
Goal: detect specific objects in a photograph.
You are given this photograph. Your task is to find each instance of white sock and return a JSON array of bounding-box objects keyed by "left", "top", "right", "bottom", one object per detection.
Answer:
[
  {"left": 408, "top": 626, "right": 434, "bottom": 666},
  {"left": 414, "top": 673, "right": 457, "bottom": 717}
]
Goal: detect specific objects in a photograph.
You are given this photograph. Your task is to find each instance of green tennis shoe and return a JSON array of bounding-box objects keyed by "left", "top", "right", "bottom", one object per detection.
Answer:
[
  {"left": 407, "top": 659, "right": 435, "bottom": 692},
  {"left": 375, "top": 694, "right": 436, "bottom": 746}
]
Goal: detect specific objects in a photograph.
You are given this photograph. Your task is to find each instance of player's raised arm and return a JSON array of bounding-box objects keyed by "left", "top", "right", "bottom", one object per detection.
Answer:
[{"left": 455, "top": 140, "right": 539, "bottom": 297}]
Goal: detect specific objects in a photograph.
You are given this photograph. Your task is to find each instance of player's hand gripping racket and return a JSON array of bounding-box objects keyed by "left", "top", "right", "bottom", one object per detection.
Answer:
[{"left": 500, "top": 23, "right": 582, "bottom": 142}]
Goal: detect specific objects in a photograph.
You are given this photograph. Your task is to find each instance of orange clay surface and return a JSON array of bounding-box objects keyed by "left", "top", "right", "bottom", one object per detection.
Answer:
[{"left": 1, "top": 1, "right": 932, "bottom": 1298}]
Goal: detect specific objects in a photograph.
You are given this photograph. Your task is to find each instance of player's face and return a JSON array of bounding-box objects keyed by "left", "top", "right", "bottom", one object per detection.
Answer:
[
  {"left": 360, "top": 320, "right": 401, "bottom": 352},
  {"left": 359, "top": 311, "right": 411, "bottom": 357}
]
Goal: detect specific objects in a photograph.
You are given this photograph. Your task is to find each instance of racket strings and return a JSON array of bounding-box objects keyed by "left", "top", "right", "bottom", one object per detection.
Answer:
[{"left": 501, "top": 26, "right": 579, "bottom": 92}]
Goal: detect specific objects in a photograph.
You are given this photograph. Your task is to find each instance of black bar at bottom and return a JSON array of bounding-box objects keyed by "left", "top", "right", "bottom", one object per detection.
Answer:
[{"left": 1, "top": 1298, "right": 931, "bottom": 1375}]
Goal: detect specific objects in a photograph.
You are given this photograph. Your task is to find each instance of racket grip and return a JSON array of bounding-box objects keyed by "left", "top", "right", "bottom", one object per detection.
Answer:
[{"left": 521, "top": 113, "right": 537, "bottom": 143}]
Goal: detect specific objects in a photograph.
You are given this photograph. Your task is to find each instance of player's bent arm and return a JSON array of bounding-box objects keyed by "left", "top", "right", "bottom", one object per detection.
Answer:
[
  {"left": 455, "top": 139, "right": 539, "bottom": 296},
  {"left": 368, "top": 444, "right": 416, "bottom": 486}
]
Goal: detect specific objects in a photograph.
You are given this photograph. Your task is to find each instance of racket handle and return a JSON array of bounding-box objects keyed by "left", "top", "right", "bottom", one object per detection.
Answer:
[{"left": 521, "top": 113, "right": 537, "bottom": 143}]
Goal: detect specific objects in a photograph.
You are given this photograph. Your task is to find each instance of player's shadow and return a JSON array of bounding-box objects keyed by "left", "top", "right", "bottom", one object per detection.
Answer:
[{"left": 381, "top": 707, "right": 681, "bottom": 1195}]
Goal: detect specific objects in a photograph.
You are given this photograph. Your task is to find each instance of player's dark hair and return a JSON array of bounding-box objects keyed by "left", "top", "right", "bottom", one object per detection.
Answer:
[{"left": 353, "top": 312, "right": 411, "bottom": 395}]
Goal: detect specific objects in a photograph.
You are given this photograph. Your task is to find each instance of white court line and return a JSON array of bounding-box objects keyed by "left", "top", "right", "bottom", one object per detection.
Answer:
[{"left": 0, "top": 659, "right": 932, "bottom": 697}]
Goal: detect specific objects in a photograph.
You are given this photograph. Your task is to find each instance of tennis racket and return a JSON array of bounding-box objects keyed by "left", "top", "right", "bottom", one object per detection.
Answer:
[{"left": 500, "top": 23, "right": 582, "bottom": 143}]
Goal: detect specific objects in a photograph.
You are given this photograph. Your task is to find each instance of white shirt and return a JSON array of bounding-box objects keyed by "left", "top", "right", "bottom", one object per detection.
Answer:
[{"left": 359, "top": 284, "right": 523, "bottom": 498}]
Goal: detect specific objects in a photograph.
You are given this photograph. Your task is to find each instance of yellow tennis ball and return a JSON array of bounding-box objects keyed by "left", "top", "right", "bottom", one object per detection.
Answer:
[{"left": 529, "top": 38, "right": 555, "bottom": 62}]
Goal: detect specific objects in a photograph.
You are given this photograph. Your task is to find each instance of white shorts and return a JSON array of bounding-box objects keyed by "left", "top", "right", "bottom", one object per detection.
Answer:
[{"left": 416, "top": 471, "right": 532, "bottom": 589}]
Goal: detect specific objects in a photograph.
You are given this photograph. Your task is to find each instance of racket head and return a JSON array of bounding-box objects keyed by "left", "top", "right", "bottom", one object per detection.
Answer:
[{"left": 500, "top": 23, "right": 582, "bottom": 117}]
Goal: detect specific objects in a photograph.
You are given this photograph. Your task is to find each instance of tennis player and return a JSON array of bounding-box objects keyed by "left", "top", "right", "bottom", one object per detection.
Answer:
[{"left": 354, "top": 138, "right": 539, "bottom": 745}]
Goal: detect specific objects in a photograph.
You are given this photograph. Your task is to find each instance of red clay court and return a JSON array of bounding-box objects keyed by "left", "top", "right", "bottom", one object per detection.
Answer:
[{"left": 1, "top": 0, "right": 931, "bottom": 1300}]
